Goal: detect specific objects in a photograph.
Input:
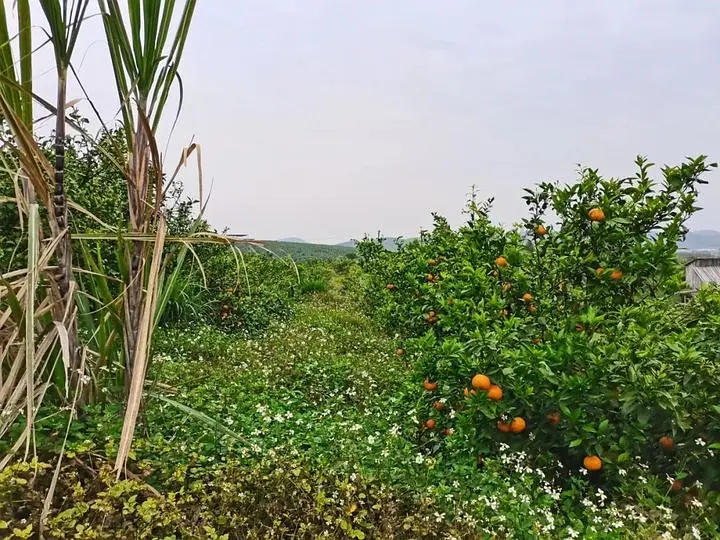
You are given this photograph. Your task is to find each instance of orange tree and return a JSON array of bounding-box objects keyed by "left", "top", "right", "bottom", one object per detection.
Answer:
[{"left": 358, "top": 156, "right": 720, "bottom": 495}]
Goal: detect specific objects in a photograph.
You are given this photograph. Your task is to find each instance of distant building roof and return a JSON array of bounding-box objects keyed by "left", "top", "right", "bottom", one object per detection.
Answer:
[{"left": 685, "top": 258, "right": 720, "bottom": 290}]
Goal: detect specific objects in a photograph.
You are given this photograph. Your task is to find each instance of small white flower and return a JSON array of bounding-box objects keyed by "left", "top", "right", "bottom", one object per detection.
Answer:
[
  {"left": 691, "top": 526, "right": 702, "bottom": 539},
  {"left": 566, "top": 527, "right": 580, "bottom": 539},
  {"left": 415, "top": 454, "right": 425, "bottom": 464},
  {"left": 690, "top": 498, "right": 703, "bottom": 508},
  {"left": 695, "top": 438, "right": 706, "bottom": 447},
  {"left": 618, "top": 468, "right": 627, "bottom": 477}
]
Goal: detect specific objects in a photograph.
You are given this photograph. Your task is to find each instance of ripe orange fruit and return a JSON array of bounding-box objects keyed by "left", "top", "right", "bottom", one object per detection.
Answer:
[
  {"left": 595, "top": 267, "right": 604, "bottom": 276},
  {"left": 487, "top": 385, "right": 503, "bottom": 401},
  {"left": 610, "top": 269, "right": 623, "bottom": 281},
  {"left": 426, "top": 273, "right": 436, "bottom": 283},
  {"left": 423, "top": 379, "right": 437, "bottom": 392},
  {"left": 510, "top": 417, "right": 526, "bottom": 433},
  {"left": 424, "top": 419, "right": 436, "bottom": 430},
  {"left": 471, "top": 374, "right": 491, "bottom": 391},
  {"left": 396, "top": 348, "right": 405, "bottom": 357},
  {"left": 522, "top": 292, "right": 533, "bottom": 303},
  {"left": 671, "top": 480, "right": 683, "bottom": 493},
  {"left": 432, "top": 401, "right": 445, "bottom": 411},
  {"left": 497, "top": 420, "right": 511, "bottom": 433},
  {"left": 546, "top": 412, "right": 560, "bottom": 426},
  {"left": 588, "top": 207, "right": 605, "bottom": 222},
  {"left": 583, "top": 455, "right": 603, "bottom": 471},
  {"left": 659, "top": 436, "right": 674, "bottom": 450},
  {"left": 428, "top": 259, "right": 437, "bottom": 266},
  {"left": 535, "top": 225, "right": 547, "bottom": 236},
  {"left": 495, "top": 256, "right": 508, "bottom": 268}
]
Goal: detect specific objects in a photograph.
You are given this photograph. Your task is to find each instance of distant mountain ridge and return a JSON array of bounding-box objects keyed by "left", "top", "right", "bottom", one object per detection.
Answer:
[
  {"left": 265, "top": 230, "right": 720, "bottom": 259},
  {"left": 278, "top": 237, "right": 307, "bottom": 243},
  {"left": 681, "top": 230, "right": 720, "bottom": 251}
]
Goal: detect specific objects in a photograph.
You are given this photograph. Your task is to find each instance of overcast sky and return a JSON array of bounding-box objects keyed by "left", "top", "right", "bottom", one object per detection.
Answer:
[{"left": 25, "top": 1, "right": 720, "bottom": 243}]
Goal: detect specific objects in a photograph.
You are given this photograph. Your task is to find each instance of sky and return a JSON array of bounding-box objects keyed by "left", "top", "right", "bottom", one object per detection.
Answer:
[{"left": 23, "top": 1, "right": 720, "bottom": 244}]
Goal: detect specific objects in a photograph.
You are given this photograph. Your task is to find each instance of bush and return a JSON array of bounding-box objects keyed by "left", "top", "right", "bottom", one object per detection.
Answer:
[{"left": 357, "top": 157, "right": 720, "bottom": 507}]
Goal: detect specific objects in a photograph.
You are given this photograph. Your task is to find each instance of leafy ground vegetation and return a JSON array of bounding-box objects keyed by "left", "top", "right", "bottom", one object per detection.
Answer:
[{"left": 3, "top": 158, "right": 720, "bottom": 538}]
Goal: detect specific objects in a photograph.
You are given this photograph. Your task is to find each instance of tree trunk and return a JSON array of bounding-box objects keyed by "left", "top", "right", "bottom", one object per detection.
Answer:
[
  {"left": 52, "top": 72, "right": 81, "bottom": 402},
  {"left": 123, "top": 119, "right": 150, "bottom": 398}
]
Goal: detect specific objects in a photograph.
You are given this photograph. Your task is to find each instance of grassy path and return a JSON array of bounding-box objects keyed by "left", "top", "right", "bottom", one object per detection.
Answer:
[{"left": 151, "top": 287, "right": 420, "bottom": 478}]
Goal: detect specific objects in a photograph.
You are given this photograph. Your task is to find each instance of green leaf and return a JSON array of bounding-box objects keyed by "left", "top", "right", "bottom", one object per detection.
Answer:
[{"left": 569, "top": 439, "right": 582, "bottom": 448}]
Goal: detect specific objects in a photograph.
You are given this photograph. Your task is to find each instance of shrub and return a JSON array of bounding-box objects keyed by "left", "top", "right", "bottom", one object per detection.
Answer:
[{"left": 357, "top": 157, "right": 720, "bottom": 503}]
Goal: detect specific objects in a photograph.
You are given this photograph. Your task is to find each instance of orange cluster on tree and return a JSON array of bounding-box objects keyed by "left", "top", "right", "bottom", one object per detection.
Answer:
[
  {"left": 487, "top": 385, "right": 503, "bottom": 400},
  {"left": 583, "top": 455, "right": 603, "bottom": 471},
  {"left": 466, "top": 373, "right": 503, "bottom": 401},
  {"left": 659, "top": 435, "right": 674, "bottom": 450},
  {"left": 510, "top": 417, "right": 526, "bottom": 433},
  {"left": 423, "top": 378, "right": 438, "bottom": 392},
  {"left": 535, "top": 224, "right": 547, "bottom": 236},
  {"left": 495, "top": 256, "right": 508, "bottom": 268},
  {"left": 546, "top": 411, "right": 561, "bottom": 426},
  {"left": 588, "top": 207, "right": 605, "bottom": 222},
  {"left": 471, "top": 374, "right": 491, "bottom": 391}
]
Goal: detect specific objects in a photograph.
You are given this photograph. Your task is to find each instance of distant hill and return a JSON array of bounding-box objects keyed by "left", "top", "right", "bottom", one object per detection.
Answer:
[
  {"left": 681, "top": 230, "right": 720, "bottom": 251},
  {"left": 240, "top": 240, "right": 355, "bottom": 261},
  {"left": 240, "top": 229, "right": 720, "bottom": 262},
  {"left": 336, "top": 237, "right": 416, "bottom": 251},
  {"left": 278, "top": 237, "right": 307, "bottom": 243}
]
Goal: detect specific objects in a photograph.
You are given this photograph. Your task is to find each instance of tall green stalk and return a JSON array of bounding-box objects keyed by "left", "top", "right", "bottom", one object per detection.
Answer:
[
  {"left": 98, "top": 0, "right": 196, "bottom": 396},
  {"left": 39, "top": 0, "right": 90, "bottom": 400}
]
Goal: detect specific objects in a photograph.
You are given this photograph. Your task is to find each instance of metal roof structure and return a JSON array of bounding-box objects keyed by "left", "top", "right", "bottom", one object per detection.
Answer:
[{"left": 684, "top": 257, "right": 720, "bottom": 291}]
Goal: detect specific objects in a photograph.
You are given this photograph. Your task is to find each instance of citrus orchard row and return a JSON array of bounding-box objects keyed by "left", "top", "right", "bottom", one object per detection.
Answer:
[{"left": 358, "top": 156, "right": 720, "bottom": 499}]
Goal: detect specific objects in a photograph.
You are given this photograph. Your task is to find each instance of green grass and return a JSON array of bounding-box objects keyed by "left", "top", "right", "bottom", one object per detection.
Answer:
[{"left": 1, "top": 271, "right": 715, "bottom": 538}]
